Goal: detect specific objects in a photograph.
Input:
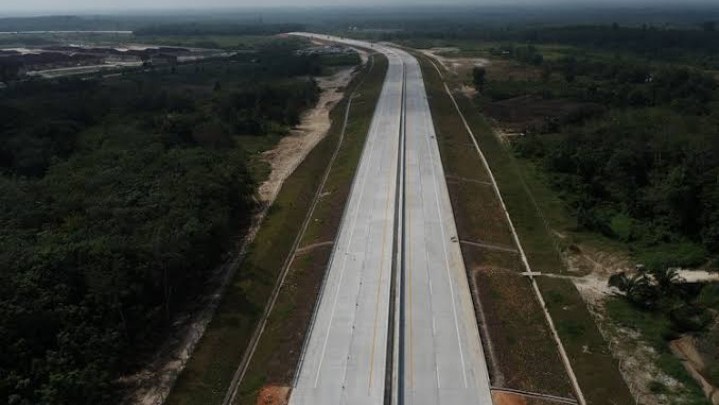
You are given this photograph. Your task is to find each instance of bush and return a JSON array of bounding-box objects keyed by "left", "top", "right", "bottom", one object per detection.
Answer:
[{"left": 636, "top": 242, "right": 707, "bottom": 271}]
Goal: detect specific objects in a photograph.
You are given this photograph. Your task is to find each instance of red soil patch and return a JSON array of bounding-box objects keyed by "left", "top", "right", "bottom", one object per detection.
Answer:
[
  {"left": 255, "top": 384, "right": 290, "bottom": 405},
  {"left": 492, "top": 391, "right": 528, "bottom": 405}
]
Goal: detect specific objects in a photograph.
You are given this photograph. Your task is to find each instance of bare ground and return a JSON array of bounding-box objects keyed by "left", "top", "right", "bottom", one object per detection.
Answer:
[
  {"left": 255, "top": 385, "right": 291, "bottom": 405},
  {"left": 492, "top": 391, "right": 528, "bottom": 405},
  {"left": 565, "top": 246, "right": 698, "bottom": 404},
  {"left": 120, "top": 63, "right": 362, "bottom": 405},
  {"left": 418, "top": 47, "right": 488, "bottom": 76},
  {"left": 671, "top": 336, "right": 719, "bottom": 404},
  {"left": 258, "top": 65, "right": 360, "bottom": 204}
]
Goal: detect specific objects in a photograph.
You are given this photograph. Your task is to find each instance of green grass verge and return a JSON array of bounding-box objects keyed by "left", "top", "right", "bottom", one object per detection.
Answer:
[
  {"left": 234, "top": 54, "right": 389, "bottom": 404},
  {"left": 165, "top": 56, "right": 386, "bottom": 405}
]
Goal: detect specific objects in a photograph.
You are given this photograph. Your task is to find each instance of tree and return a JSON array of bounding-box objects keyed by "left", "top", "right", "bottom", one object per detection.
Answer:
[
  {"left": 608, "top": 272, "right": 657, "bottom": 309},
  {"left": 472, "top": 66, "right": 487, "bottom": 93}
]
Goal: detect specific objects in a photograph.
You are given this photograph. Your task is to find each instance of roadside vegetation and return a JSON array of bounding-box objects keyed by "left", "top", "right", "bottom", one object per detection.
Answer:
[{"left": 0, "top": 37, "right": 345, "bottom": 404}]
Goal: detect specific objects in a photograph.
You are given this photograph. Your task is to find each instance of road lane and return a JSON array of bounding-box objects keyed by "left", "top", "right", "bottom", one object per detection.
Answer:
[{"left": 399, "top": 48, "right": 493, "bottom": 404}]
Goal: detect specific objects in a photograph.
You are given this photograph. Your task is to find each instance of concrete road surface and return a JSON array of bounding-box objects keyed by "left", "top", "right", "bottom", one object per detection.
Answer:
[
  {"left": 289, "top": 33, "right": 492, "bottom": 405},
  {"left": 397, "top": 47, "right": 492, "bottom": 404},
  {"left": 289, "top": 38, "right": 403, "bottom": 405}
]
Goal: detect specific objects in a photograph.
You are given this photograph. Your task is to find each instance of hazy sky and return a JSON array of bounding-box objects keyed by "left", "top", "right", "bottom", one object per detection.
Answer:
[{"left": 2, "top": 0, "right": 716, "bottom": 14}]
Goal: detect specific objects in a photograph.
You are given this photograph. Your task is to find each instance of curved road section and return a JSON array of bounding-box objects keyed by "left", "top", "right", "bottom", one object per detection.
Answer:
[{"left": 288, "top": 34, "right": 492, "bottom": 405}]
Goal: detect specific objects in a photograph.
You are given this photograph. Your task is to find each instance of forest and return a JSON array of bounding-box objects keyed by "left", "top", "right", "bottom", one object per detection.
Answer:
[
  {"left": 466, "top": 38, "right": 719, "bottom": 268},
  {"left": 0, "top": 41, "right": 324, "bottom": 404},
  {"left": 493, "top": 47, "right": 719, "bottom": 269},
  {"left": 464, "top": 25, "right": 719, "bottom": 395}
]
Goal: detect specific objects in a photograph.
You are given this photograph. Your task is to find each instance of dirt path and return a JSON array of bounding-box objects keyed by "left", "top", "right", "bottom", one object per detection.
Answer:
[{"left": 258, "top": 64, "right": 360, "bottom": 204}]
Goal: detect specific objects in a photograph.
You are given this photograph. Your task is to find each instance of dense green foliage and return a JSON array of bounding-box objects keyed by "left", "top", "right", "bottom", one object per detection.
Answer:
[
  {"left": 609, "top": 269, "right": 714, "bottom": 333},
  {"left": 492, "top": 50, "right": 719, "bottom": 267},
  {"left": 0, "top": 42, "right": 323, "bottom": 404}
]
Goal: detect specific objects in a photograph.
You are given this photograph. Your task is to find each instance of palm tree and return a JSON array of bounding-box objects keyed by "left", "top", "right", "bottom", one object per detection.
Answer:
[{"left": 608, "top": 272, "right": 657, "bottom": 309}]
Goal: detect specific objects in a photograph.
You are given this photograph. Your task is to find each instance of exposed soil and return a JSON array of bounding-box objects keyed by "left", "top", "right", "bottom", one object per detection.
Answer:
[
  {"left": 255, "top": 384, "right": 291, "bottom": 405},
  {"left": 418, "top": 47, "right": 488, "bottom": 77},
  {"left": 565, "top": 246, "right": 691, "bottom": 404},
  {"left": 671, "top": 336, "right": 719, "bottom": 404},
  {"left": 492, "top": 391, "right": 528, "bottom": 405},
  {"left": 258, "top": 65, "right": 358, "bottom": 204},
  {"left": 460, "top": 83, "right": 478, "bottom": 99}
]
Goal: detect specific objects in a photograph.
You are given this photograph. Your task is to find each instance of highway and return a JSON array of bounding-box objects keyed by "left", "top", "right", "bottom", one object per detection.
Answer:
[
  {"left": 398, "top": 48, "right": 492, "bottom": 405},
  {"left": 289, "top": 34, "right": 492, "bottom": 405}
]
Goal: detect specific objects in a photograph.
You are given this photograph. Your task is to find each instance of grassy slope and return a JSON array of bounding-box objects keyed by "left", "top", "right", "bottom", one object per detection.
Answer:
[{"left": 166, "top": 56, "right": 387, "bottom": 405}]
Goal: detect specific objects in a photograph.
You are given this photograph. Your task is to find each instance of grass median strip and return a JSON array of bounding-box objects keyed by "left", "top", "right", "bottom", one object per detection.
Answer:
[
  {"left": 166, "top": 55, "right": 387, "bottom": 405},
  {"left": 234, "top": 54, "right": 389, "bottom": 404}
]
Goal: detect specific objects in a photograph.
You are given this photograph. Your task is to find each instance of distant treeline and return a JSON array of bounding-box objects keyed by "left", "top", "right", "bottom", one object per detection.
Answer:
[
  {"left": 134, "top": 23, "right": 305, "bottom": 36},
  {"left": 389, "top": 24, "right": 719, "bottom": 67},
  {"left": 0, "top": 15, "right": 128, "bottom": 32},
  {"left": 483, "top": 42, "right": 719, "bottom": 268}
]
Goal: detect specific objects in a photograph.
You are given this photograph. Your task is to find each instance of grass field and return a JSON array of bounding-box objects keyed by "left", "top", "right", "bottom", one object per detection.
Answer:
[
  {"left": 416, "top": 52, "right": 635, "bottom": 404},
  {"left": 165, "top": 55, "right": 387, "bottom": 405},
  {"left": 234, "top": 54, "right": 389, "bottom": 404}
]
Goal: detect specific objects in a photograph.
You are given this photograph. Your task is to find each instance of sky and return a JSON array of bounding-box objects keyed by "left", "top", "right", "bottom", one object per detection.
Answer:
[{"left": 1, "top": 0, "right": 717, "bottom": 15}]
